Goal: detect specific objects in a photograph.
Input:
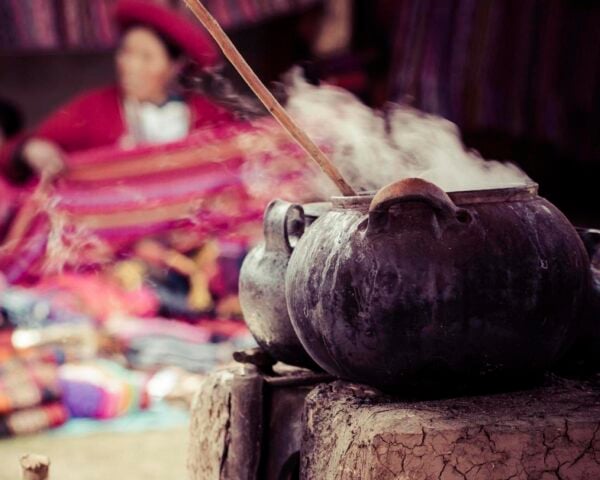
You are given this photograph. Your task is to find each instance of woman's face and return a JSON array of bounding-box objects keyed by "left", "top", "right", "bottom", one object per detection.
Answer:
[{"left": 116, "top": 27, "right": 181, "bottom": 104}]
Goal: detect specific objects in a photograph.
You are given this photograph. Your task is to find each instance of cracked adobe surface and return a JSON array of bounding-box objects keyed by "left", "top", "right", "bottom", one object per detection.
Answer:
[{"left": 302, "top": 379, "right": 600, "bottom": 479}]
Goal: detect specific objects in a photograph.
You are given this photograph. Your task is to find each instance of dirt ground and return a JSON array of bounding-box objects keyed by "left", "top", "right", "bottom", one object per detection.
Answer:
[{"left": 0, "top": 427, "right": 188, "bottom": 480}]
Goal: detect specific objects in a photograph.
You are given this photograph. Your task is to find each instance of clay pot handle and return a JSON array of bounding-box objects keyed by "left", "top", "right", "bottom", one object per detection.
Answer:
[
  {"left": 368, "top": 178, "right": 466, "bottom": 234},
  {"left": 576, "top": 228, "right": 600, "bottom": 259},
  {"left": 264, "top": 200, "right": 305, "bottom": 254}
]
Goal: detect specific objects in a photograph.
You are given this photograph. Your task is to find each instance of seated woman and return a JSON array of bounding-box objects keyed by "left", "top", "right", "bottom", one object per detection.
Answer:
[
  {"left": 0, "top": 0, "right": 233, "bottom": 184},
  {"left": 0, "top": 1, "right": 250, "bottom": 316}
]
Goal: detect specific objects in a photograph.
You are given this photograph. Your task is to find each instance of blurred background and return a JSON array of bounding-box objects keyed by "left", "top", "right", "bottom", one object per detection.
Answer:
[
  {"left": 2, "top": 0, "right": 598, "bottom": 222},
  {"left": 0, "top": 1, "right": 598, "bottom": 479}
]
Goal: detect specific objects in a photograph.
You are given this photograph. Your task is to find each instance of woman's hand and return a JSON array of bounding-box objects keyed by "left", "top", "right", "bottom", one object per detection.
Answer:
[{"left": 22, "top": 138, "right": 66, "bottom": 182}]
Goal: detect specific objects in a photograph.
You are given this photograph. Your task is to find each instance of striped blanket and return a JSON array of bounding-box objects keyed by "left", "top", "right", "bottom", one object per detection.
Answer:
[{"left": 0, "top": 119, "right": 322, "bottom": 283}]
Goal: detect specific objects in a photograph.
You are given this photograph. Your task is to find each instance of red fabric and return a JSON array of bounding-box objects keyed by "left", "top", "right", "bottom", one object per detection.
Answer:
[
  {"left": 114, "top": 0, "right": 219, "bottom": 67},
  {"left": 0, "top": 118, "right": 323, "bottom": 283},
  {"left": 35, "top": 273, "right": 160, "bottom": 322},
  {"left": 0, "top": 85, "right": 233, "bottom": 182}
]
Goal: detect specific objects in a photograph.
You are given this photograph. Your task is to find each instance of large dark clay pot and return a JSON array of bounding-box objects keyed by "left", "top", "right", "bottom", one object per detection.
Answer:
[
  {"left": 556, "top": 228, "right": 600, "bottom": 373},
  {"left": 239, "top": 200, "right": 325, "bottom": 369},
  {"left": 285, "top": 178, "right": 590, "bottom": 392}
]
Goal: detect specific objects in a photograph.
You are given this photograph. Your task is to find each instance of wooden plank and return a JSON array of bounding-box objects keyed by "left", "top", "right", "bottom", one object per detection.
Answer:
[{"left": 188, "top": 365, "right": 263, "bottom": 480}]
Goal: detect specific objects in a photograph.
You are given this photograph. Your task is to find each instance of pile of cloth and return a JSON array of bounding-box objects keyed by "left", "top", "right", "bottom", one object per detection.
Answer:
[
  {"left": 0, "top": 273, "right": 256, "bottom": 437},
  {"left": 0, "top": 355, "right": 68, "bottom": 438},
  {"left": 104, "top": 316, "right": 253, "bottom": 373},
  {"left": 59, "top": 360, "right": 150, "bottom": 419},
  {"left": 0, "top": 112, "right": 328, "bottom": 437}
]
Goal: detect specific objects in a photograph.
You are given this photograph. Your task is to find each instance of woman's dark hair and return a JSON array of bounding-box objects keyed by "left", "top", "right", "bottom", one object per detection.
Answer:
[
  {"left": 119, "top": 23, "right": 183, "bottom": 60},
  {"left": 156, "top": 30, "right": 183, "bottom": 60},
  {"left": 186, "top": 68, "right": 265, "bottom": 120},
  {"left": 0, "top": 99, "right": 24, "bottom": 139}
]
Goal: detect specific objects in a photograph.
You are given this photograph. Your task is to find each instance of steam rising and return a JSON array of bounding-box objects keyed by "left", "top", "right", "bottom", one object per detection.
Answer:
[{"left": 284, "top": 71, "right": 531, "bottom": 194}]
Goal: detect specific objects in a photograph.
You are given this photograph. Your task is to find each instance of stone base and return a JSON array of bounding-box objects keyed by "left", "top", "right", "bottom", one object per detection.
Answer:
[
  {"left": 187, "top": 363, "right": 332, "bottom": 480},
  {"left": 302, "top": 379, "right": 600, "bottom": 480}
]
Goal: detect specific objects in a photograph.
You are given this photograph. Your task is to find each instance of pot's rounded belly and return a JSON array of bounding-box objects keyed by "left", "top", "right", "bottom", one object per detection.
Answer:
[
  {"left": 240, "top": 244, "right": 318, "bottom": 368},
  {"left": 286, "top": 199, "right": 589, "bottom": 392}
]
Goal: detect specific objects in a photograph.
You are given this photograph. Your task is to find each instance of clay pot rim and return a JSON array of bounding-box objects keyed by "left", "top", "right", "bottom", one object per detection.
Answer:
[
  {"left": 303, "top": 202, "right": 333, "bottom": 218},
  {"left": 331, "top": 182, "right": 539, "bottom": 210}
]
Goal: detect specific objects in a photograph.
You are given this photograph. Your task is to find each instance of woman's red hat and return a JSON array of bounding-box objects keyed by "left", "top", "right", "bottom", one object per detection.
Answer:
[{"left": 114, "top": 0, "right": 219, "bottom": 68}]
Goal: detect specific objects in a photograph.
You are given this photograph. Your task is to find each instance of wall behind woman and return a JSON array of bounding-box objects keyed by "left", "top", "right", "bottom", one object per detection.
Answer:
[
  {"left": 0, "top": 53, "right": 115, "bottom": 127},
  {"left": 0, "top": 4, "right": 322, "bottom": 129}
]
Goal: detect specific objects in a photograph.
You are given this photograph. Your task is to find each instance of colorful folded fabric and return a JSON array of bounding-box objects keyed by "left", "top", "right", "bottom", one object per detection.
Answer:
[
  {"left": 0, "top": 358, "right": 62, "bottom": 415},
  {"left": 34, "top": 273, "right": 160, "bottom": 323},
  {"left": 104, "top": 316, "right": 213, "bottom": 346},
  {"left": 0, "top": 355, "right": 66, "bottom": 438},
  {"left": 0, "top": 284, "right": 96, "bottom": 329},
  {"left": 59, "top": 360, "right": 150, "bottom": 419},
  {"left": 0, "top": 402, "right": 68, "bottom": 438},
  {"left": 124, "top": 332, "right": 255, "bottom": 372},
  {"left": 104, "top": 315, "right": 253, "bottom": 372}
]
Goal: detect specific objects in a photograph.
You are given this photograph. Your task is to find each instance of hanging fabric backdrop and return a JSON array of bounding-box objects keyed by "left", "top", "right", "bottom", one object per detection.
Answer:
[{"left": 0, "top": 0, "right": 324, "bottom": 51}]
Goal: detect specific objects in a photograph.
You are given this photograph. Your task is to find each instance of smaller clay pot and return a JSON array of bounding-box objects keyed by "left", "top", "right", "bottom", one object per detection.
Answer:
[{"left": 239, "top": 200, "right": 321, "bottom": 368}]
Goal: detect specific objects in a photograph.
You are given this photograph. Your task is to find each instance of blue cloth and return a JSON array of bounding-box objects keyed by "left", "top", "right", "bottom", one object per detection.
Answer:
[{"left": 49, "top": 401, "right": 189, "bottom": 437}]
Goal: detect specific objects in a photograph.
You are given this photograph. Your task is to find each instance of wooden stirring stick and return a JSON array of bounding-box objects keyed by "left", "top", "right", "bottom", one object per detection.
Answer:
[{"left": 183, "top": 0, "right": 357, "bottom": 197}]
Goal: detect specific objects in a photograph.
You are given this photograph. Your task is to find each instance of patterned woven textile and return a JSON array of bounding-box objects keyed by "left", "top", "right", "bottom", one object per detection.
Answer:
[
  {"left": 59, "top": 360, "right": 150, "bottom": 419},
  {"left": 0, "top": 358, "right": 62, "bottom": 415},
  {"left": 0, "top": 0, "right": 323, "bottom": 51},
  {"left": 0, "top": 119, "right": 322, "bottom": 283},
  {"left": 0, "top": 355, "right": 67, "bottom": 438},
  {"left": 0, "top": 402, "right": 68, "bottom": 438},
  {"left": 387, "top": 0, "right": 600, "bottom": 161}
]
